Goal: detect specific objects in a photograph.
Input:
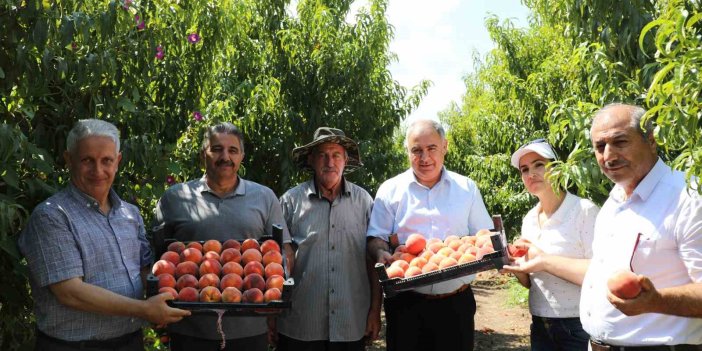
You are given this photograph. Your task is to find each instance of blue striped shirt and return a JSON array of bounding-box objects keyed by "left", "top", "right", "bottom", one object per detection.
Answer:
[{"left": 18, "top": 183, "right": 152, "bottom": 341}]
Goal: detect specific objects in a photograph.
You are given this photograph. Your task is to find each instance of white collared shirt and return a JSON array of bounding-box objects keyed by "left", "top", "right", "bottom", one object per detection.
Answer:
[
  {"left": 521, "top": 192, "right": 599, "bottom": 318},
  {"left": 580, "top": 159, "right": 702, "bottom": 346},
  {"left": 367, "top": 168, "right": 493, "bottom": 294}
]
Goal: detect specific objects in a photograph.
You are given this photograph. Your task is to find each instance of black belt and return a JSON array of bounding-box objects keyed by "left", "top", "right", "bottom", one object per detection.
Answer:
[
  {"left": 590, "top": 339, "right": 702, "bottom": 351},
  {"left": 36, "top": 328, "right": 141, "bottom": 350}
]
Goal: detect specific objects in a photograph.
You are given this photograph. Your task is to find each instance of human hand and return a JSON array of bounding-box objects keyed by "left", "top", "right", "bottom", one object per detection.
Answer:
[
  {"left": 144, "top": 292, "right": 191, "bottom": 326},
  {"left": 267, "top": 316, "right": 279, "bottom": 347},
  {"left": 607, "top": 275, "right": 660, "bottom": 316},
  {"left": 364, "top": 306, "right": 381, "bottom": 342}
]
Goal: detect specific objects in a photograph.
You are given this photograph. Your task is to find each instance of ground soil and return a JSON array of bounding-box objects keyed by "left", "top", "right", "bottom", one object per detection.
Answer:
[{"left": 367, "top": 270, "right": 530, "bottom": 351}]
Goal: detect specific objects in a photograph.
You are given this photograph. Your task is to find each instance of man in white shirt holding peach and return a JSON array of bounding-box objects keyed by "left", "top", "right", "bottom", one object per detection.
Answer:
[{"left": 580, "top": 103, "right": 702, "bottom": 350}]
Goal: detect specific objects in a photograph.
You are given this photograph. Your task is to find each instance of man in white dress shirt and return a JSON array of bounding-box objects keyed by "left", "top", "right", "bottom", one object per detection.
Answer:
[
  {"left": 580, "top": 103, "right": 702, "bottom": 350},
  {"left": 367, "top": 119, "right": 493, "bottom": 351}
]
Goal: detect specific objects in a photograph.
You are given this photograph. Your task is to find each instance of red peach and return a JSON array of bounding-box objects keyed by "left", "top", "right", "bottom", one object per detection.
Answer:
[
  {"left": 428, "top": 254, "right": 445, "bottom": 266},
  {"left": 199, "top": 286, "right": 222, "bottom": 302},
  {"left": 390, "top": 260, "right": 409, "bottom": 272},
  {"left": 204, "top": 251, "right": 220, "bottom": 261},
  {"left": 199, "top": 273, "right": 220, "bottom": 288},
  {"left": 220, "top": 248, "right": 242, "bottom": 264},
  {"left": 404, "top": 266, "right": 422, "bottom": 278},
  {"left": 262, "top": 251, "right": 283, "bottom": 266},
  {"left": 420, "top": 250, "right": 434, "bottom": 261},
  {"left": 409, "top": 257, "right": 428, "bottom": 269},
  {"left": 450, "top": 251, "right": 463, "bottom": 261},
  {"left": 385, "top": 266, "right": 404, "bottom": 279},
  {"left": 448, "top": 240, "right": 463, "bottom": 251},
  {"left": 241, "top": 238, "right": 260, "bottom": 252},
  {"left": 476, "top": 246, "right": 494, "bottom": 260},
  {"left": 160, "top": 251, "right": 181, "bottom": 266},
  {"left": 199, "top": 258, "right": 222, "bottom": 276},
  {"left": 244, "top": 261, "right": 265, "bottom": 277},
  {"left": 241, "top": 249, "right": 263, "bottom": 266},
  {"left": 443, "top": 235, "right": 461, "bottom": 246},
  {"left": 399, "top": 253, "right": 416, "bottom": 262},
  {"left": 242, "top": 288, "right": 264, "bottom": 303},
  {"left": 219, "top": 248, "right": 241, "bottom": 264},
  {"left": 176, "top": 274, "right": 199, "bottom": 290},
  {"left": 607, "top": 270, "right": 642, "bottom": 299},
  {"left": 243, "top": 273, "right": 266, "bottom": 291},
  {"left": 462, "top": 236, "right": 477, "bottom": 245},
  {"left": 222, "top": 261, "right": 244, "bottom": 277},
  {"left": 177, "top": 287, "right": 198, "bottom": 302},
  {"left": 266, "top": 275, "right": 285, "bottom": 290},
  {"left": 260, "top": 240, "right": 281, "bottom": 255},
  {"left": 221, "top": 287, "right": 242, "bottom": 303},
  {"left": 508, "top": 244, "right": 528, "bottom": 258},
  {"left": 220, "top": 273, "right": 243, "bottom": 290},
  {"left": 167, "top": 241, "right": 186, "bottom": 254},
  {"left": 458, "top": 253, "right": 477, "bottom": 264},
  {"left": 264, "top": 288, "right": 282, "bottom": 302},
  {"left": 223, "top": 239, "right": 241, "bottom": 251},
  {"left": 421, "top": 262, "right": 439, "bottom": 274},
  {"left": 152, "top": 260, "right": 176, "bottom": 276},
  {"left": 436, "top": 247, "right": 455, "bottom": 258},
  {"left": 264, "top": 262, "right": 284, "bottom": 278},
  {"left": 439, "top": 257, "right": 458, "bottom": 269},
  {"left": 186, "top": 241, "right": 203, "bottom": 252},
  {"left": 175, "top": 261, "right": 199, "bottom": 278},
  {"left": 159, "top": 286, "right": 178, "bottom": 299},
  {"left": 203, "top": 239, "right": 223, "bottom": 254},
  {"left": 180, "top": 248, "right": 203, "bottom": 264},
  {"left": 157, "top": 273, "right": 176, "bottom": 289}
]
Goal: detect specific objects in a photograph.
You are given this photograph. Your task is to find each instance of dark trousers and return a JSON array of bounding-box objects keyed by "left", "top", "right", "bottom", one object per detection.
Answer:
[
  {"left": 169, "top": 332, "right": 268, "bottom": 351},
  {"left": 384, "top": 286, "right": 477, "bottom": 351},
  {"left": 35, "top": 329, "right": 143, "bottom": 351},
  {"left": 530, "top": 316, "right": 588, "bottom": 351},
  {"left": 277, "top": 334, "right": 365, "bottom": 351}
]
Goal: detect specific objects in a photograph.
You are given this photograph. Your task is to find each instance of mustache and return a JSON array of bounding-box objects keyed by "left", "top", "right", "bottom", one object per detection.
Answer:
[
  {"left": 215, "top": 160, "right": 235, "bottom": 167},
  {"left": 604, "top": 160, "right": 627, "bottom": 169}
]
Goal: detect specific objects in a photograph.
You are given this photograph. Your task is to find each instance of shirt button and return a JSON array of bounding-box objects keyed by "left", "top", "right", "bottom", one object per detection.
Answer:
[
  {"left": 332, "top": 224, "right": 335, "bottom": 228},
  {"left": 331, "top": 289, "right": 335, "bottom": 294},
  {"left": 331, "top": 246, "right": 335, "bottom": 250},
  {"left": 331, "top": 310, "right": 335, "bottom": 314},
  {"left": 331, "top": 267, "right": 335, "bottom": 272}
]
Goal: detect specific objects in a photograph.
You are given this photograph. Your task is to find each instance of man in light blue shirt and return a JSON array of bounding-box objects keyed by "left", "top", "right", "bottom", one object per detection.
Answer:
[
  {"left": 367, "top": 119, "right": 492, "bottom": 351},
  {"left": 19, "top": 119, "right": 189, "bottom": 350}
]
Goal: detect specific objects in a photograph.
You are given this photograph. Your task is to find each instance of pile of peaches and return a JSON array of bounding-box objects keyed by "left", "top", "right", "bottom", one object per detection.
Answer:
[
  {"left": 384, "top": 231, "right": 498, "bottom": 280},
  {"left": 152, "top": 238, "right": 285, "bottom": 304}
]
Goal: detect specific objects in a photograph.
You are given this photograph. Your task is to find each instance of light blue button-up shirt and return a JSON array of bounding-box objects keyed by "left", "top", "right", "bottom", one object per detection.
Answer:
[{"left": 367, "top": 167, "right": 493, "bottom": 294}]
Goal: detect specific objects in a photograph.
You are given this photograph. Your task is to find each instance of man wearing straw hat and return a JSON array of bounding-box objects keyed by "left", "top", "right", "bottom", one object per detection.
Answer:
[{"left": 271, "top": 127, "right": 382, "bottom": 351}]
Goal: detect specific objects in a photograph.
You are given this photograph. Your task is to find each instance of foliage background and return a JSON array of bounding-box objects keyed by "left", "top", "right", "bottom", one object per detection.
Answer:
[
  {"left": 1, "top": 0, "right": 424, "bottom": 348},
  {"left": 444, "top": 0, "right": 701, "bottom": 238},
  {"left": 2, "top": 0, "right": 701, "bottom": 349}
]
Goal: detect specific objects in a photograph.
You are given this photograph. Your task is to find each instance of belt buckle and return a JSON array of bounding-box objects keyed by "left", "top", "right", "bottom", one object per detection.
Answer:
[{"left": 590, "top": 339, "right": 613, "bottom": 351}]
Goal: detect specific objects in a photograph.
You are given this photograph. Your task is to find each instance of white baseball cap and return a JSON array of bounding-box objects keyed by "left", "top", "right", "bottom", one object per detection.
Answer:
[{"left": 510, "top": 139, "right": 558, "bottom": 168}]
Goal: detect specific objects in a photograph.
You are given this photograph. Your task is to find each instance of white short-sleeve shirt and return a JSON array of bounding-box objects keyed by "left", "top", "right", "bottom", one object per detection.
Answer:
[{"left": 521, "top": 192, "right": 598, "bottom": 318}]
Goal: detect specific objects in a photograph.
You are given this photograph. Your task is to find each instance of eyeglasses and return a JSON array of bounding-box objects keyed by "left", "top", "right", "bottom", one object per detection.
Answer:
[{"left": 518, "top": 138, "right": 547, "bottom": 149}]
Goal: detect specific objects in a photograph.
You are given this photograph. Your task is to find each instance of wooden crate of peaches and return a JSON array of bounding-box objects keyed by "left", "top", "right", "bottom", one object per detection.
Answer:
[
  {"left": 146, "top": 235, "right": 293, "bottom": 316},
  {"left": 374, "top": 230, "right": 510, "bottom": 297}
]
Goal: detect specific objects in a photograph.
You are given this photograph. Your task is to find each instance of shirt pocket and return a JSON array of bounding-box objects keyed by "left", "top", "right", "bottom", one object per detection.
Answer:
[{"left": 630, "top": 230, "right": 677, "bottom": 270}]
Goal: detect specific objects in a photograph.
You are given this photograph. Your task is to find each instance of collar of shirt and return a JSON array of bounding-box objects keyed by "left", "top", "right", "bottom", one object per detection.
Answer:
[
  {"left": 195, "top": 175, "right": 246, "bottom": 198},
  {"left": 307, "top": 177, "right": 351, "bottom": 199},
  {"left": 610, "top": 158, "right": 666, "bottom": 204},
  {"left": 405, "top": 166, "right": 449, "bottom": 190},
  {"left": 67, "top": 183, "right": 123, "bottom": 213},
  {"left": 530, "top": 191, "right": 578, "bottom": 227}
]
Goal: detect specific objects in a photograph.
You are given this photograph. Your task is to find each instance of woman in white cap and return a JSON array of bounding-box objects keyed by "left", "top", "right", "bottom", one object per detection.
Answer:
[{"left": 502, "top": 139, "right": 599, "bottom": 351}]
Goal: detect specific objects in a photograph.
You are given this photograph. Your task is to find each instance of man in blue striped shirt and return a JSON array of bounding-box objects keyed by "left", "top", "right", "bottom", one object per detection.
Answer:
[
  {"left": 19, "top": 119, "right": 190, "bottom": 351},
  {"left": 273, "top": 127, "right": 382, "bottom": 351}
]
